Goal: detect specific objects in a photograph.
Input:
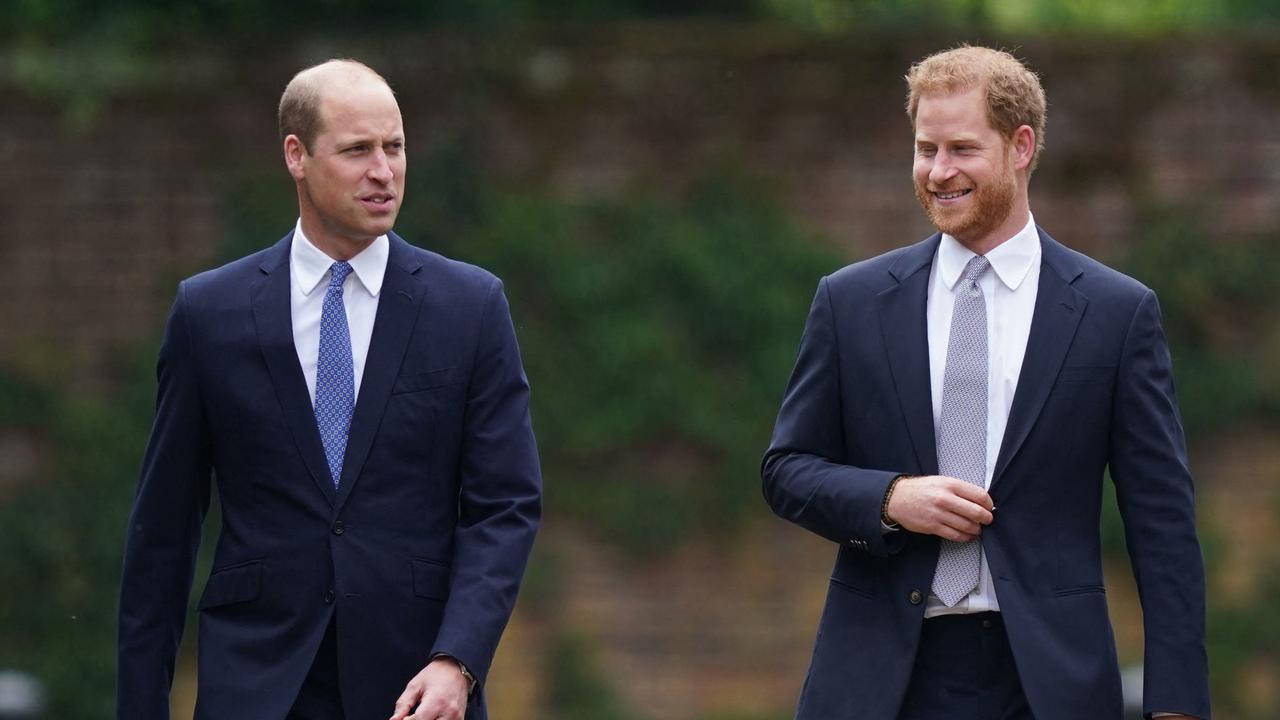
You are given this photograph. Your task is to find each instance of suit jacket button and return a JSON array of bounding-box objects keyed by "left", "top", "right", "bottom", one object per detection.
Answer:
[
  {"left": 909, "top": 589, "right": 923, "bottom": 605},
  {"left": 332, "top": 521, "right": 345, "bottom": 536},
  {"left": 324, "top": 590, "right": 335, "bottom": 604}
]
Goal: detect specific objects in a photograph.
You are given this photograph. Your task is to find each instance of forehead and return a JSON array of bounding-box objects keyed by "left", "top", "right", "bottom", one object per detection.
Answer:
[
  {"left": 316, "top": 79, "right": 403, "bottom": 140},
  {"left": 914, "top": 87, "right": 996, "bottom": 140}
]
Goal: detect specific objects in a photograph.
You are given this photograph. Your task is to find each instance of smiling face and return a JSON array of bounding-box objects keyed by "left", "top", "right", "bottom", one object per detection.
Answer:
[
  {"left": 912, "top": 86, "right": 1032, "bottom": 254},
  {"left": 284, "top": 73, "right": 405, "bottom": 260}
]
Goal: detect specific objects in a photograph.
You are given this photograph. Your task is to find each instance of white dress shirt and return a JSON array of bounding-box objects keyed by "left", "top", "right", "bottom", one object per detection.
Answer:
[
  {"left": 923, "top": 213, "right": 1041, "bottom": 618},
  {"left": 290, "top": 220, "right": 389, "bottom": 404}
]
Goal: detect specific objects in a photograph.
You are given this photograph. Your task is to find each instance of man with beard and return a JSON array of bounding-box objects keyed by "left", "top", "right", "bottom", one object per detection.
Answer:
[
  {"left": 118, "top": 60, "right": 541, "bottom": 720},
  {"left": 762, "top": 46, "right": 1208, "bottom": 720}
]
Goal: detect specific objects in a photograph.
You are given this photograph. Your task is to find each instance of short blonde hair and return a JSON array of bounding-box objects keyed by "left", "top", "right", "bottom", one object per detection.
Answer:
[{"left": 905, "top": 46, "right": 1047, "bottom": 171}]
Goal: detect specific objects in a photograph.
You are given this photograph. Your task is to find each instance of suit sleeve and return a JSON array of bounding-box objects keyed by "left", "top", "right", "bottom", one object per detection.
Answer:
[
  {"left": 762, "top": 276, "right": 904, "bottom": 557},
  {"left": 117, "top": 283, "right": 213, "bottom": 720},
  {"left": 430, "top": 279, "right": 542, "bottom": 689},
  {"left": 1109, "top": 289, "right": 1210, "bottom": 719}
]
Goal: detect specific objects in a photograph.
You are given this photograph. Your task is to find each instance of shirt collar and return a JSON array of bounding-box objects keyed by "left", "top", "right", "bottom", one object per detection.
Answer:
[
  {"left": 938, "top": 213, "right": 1040, "bottom": 292},
  {"left": 290, "top": 219, "right": 389, "bottom": 298}
]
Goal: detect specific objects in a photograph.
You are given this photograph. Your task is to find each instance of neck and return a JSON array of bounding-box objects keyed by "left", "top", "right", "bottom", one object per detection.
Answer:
[{"left": 298, "top": 215, "right": 375, "bottom": 262}]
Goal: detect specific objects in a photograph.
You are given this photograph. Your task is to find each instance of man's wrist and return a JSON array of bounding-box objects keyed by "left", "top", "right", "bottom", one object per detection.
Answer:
[
  {"left": 881, "top": 474, "right": 908, "bottom": 527},
  {"left": 430, "top": 653, "right": 477, "bottom": 695}
]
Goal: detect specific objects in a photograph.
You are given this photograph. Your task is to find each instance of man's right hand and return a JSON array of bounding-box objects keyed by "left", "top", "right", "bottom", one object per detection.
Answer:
[{"left": 885, "top": 475, "right": 994, "bottom": 542}]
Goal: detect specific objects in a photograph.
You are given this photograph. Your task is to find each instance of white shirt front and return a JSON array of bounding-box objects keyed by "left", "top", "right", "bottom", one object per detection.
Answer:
[
  {"left": 289, "top": 220, "right": 389, "bottom": 404},
  {"left": 923, "top": 213, "right": 1041, "bottom": 618}
]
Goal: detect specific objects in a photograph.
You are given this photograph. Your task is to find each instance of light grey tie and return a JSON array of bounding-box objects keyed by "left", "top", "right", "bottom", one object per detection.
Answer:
[{"left": 932, "top": 254, "right": 991, "bottom": 607}]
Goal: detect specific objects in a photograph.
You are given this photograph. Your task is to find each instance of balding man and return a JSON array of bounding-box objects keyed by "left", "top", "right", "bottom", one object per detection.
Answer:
[{"left": 118, "top": 59, "right": 542, "bottom": 720}]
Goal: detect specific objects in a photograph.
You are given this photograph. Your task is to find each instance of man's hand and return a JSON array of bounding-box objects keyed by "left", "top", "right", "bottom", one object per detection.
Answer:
[
  {"left": 389, "top": 657, "right": 470, "bottom": 720},
  {"left": 886, "top": 475, "right": 994, "bottom": 542}
]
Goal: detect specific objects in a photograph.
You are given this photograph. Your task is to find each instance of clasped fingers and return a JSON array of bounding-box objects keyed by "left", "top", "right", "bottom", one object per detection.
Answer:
[{"left": 410, "top": 692, "right": 466, "bottom": 720}]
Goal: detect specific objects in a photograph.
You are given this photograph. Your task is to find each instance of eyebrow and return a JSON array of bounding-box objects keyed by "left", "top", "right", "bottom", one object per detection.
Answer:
[
  {"left": 915, "top": 135, "right": 984, "bottom": 146},
  {"left": 334, "top": 134, "right": 405, "bottom": 147}
]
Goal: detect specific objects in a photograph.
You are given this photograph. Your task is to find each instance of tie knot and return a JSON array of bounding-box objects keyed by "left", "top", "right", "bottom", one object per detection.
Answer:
[
  {"left": 328, "top": 262, "right": 353, "bottom": 288},
  {"left": 962, "top": 255, "right": 990, "bottom": 283}
]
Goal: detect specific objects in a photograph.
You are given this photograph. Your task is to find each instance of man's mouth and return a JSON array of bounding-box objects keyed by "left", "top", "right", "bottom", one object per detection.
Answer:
[
  {"left": 933, "top": 189, "right": 971, "bottom": 201},
  {"left": 360, "top": 193, "right": 396, "bottom": 210}
]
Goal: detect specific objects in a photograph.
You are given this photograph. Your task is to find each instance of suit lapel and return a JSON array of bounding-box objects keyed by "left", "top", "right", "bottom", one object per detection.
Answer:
[
  {"left": 333, "top": 233, "right": 427, "bottom": 515},
  {"left": 877, "top": 236, "right": 942, "bottom": 476},
  {"left": 251, "top": 233, "right": 338, "bottom": 505},
  {"left": 991, "top": 229, "right": 1087, "bottom": 487}
]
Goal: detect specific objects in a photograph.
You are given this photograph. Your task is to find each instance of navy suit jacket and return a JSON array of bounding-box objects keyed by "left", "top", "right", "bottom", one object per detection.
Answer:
[
  {"left": 118, "top": 231, "right": 542, "bottom": 720},
  {"left": 763, "top": 228, "right": 1209, "bottom": 720}
]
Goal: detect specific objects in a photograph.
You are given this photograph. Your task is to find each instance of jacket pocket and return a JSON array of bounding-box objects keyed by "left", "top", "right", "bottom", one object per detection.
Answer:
[
  {"left": 1053, "top": 584, "right": 1105, "bottom": 597},
  {"left": 198, "top": 560, "right": 263, "bottom": 610},
  {"left": 411, "top": 558, "right": 452, "bottom": 601},
  {"left": 392, "top": 368, "right": 457, "bottom": 395},
  {"left": 829, "top": 575, "right": 873, "bottom": 598},
  {"left": 1055, "top": 365, "right": 1115, "bottom": 385}
]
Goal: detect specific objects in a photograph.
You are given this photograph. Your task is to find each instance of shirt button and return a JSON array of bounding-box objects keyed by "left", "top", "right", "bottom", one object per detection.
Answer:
[
  {"left": 909, "top": 589, "right": 924, "bottom": 605},
  {"left": 332, "top": 521, "right": 344, "bottom": 535},
  {"left": 324, "top": 590, "right": 335, "bottom": 604}
]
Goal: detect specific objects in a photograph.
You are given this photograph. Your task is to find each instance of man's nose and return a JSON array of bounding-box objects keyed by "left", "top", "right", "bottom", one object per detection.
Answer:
[
  {"left": 929, "top": 152, "right": 958, "bottom": 184},
  {"left": 367, "top": 149, "right": 394, "bottom": 183}
]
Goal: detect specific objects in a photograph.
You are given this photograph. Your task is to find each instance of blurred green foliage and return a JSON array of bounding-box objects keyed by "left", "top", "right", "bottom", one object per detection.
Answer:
[
  {"left": 763, "top": 0, "right": 1280, "bottom": 34},
  {"left": 5, "top": 0, "right": 1280, "bottom": 42},
  {"left": 0, "top": 347, "right": 156, "bottom": 718},
  {"left": 0, "top": 0, "right": 755, "bottom": 44}
]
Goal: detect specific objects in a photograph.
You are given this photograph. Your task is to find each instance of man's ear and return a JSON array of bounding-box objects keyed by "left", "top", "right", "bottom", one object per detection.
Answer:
[
  {"left": 1011, "top": 125, "right": 1035, "bottom": 171},
  {"left": 283, "top": 135, "right": 308, "bottom": 180}
]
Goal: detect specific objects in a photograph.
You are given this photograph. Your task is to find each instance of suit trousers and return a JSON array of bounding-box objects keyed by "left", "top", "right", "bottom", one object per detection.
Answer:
[
  {"left": 897, "top": 612, "right": 1034, "bottom": 720},
  {"left": 287, "top": 618, "right": 345, "bottom": 720}
]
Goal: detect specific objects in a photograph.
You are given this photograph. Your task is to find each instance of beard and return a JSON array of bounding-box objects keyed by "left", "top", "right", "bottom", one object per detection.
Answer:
[{"left": 914, "top": 158, "right": 1016, "bottom": 244}]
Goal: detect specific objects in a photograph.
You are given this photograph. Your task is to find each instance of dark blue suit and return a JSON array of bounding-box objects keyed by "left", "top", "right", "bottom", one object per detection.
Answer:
[
  {"left": 763, "top": 229, "right": 1209, "bottom": 719},
  {"left": 118, "top": 231, "right": 542, "bottom": 720}
]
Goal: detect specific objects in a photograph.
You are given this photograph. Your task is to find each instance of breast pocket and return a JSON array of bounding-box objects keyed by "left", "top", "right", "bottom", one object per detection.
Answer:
[
  {"left": 392, "top": 367, "right": 457, "bottom": 395},
  {"left": 1055, "top": 365, "right": 1115, "bottom": 385}
]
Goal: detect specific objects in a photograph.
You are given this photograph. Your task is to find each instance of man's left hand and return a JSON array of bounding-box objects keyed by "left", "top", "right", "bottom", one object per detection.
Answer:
[{"left": 389, "top": 657, "right": 469, "bottom": 720}]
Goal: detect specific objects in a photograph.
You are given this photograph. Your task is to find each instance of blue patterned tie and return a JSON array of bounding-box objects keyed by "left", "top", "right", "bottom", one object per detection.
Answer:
[
  {"left": 932, "top": 255, "right": 991, "bottom": 606},
  {"left": 315, "top": 261, "right": 355, "bottom": 489}
]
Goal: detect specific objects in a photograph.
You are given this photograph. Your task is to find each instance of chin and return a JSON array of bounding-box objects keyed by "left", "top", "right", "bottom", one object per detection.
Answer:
[
  {"left": 929, "top": 209, "right": 975, "bottom": 237},
  {"left": 363, "top": 218, "right": 397, "bottom": 238}
]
